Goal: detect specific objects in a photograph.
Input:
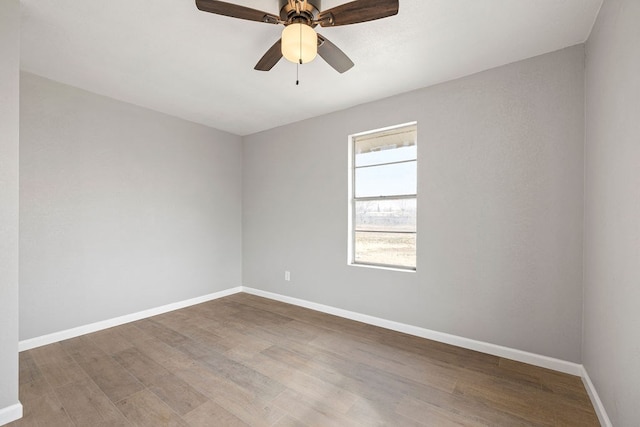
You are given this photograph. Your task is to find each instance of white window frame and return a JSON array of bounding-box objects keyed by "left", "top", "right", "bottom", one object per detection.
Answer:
[{"left": 348, "top": 122, "right": 417, "bottom": 271}]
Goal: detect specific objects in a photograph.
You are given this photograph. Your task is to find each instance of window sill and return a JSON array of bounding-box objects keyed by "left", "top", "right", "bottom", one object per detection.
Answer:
[{"left": 348, "top": 262, "right": 416, "bottom": 273}]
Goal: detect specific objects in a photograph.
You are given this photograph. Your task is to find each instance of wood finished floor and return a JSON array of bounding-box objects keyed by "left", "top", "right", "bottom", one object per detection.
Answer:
[{"left": 10, "top": 293, "right": 599, "bottom": 426}]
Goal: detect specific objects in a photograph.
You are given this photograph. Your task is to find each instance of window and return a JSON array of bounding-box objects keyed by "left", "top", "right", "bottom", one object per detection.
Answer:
[{"left": 349, "top": 123, "right": 417, "bottom": 270}]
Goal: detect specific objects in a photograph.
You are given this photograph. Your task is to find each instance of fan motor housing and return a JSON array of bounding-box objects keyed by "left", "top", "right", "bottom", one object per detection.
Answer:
[{"left": 279, "top": 0, "right": 321, "bottom": 24}]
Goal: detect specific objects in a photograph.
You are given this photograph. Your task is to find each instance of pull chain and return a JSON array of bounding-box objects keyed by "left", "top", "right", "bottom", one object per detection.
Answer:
[{"left": 296, "top": 23, "right": 302, "bottom": 85}]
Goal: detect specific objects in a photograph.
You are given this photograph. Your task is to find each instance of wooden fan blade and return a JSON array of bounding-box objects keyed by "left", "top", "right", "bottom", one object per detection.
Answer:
[
  {"left": 317, "top": 34, "right": 354, "bottom": 73},
  {"left": 318, "top": 0, "right": 398, "bottom": 27},
  {"left": 255, "top": 39, "right": 283, "bottom": 71},
  {"left": 196, "top": 0, "right": 279, "bottom": 24}
]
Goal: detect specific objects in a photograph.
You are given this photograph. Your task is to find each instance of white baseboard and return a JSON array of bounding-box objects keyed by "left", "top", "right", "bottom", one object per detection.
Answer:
[
  {"left": 19, "top": 286, "right": 243, "bottom": 351},
  {"left": 581, "top": 367, "right": 613, "bottom": 427},
  {"left": 0, "top": 403, "right": 23, "bottom": 426},
  {"left": 241, "top": 287, "right": 583, "bottom": 376}
]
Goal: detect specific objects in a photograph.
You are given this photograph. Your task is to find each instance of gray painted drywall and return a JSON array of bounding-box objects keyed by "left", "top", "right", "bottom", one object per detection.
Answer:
[
  {"left": 0, "top": 0, "right": 20, "bottom": 417},
  {"left": 584, "top": 0, "right": 640, "bottom": 424},
  {"left": 19, "top": 73, "right": 243, "bottom": 340},
  {"left": 243, "top": 46, "right": 585, "bottom": 362}
]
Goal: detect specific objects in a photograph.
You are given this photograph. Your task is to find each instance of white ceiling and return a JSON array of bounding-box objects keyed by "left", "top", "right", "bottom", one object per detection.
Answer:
[{"left": 20, "top": 0, "right": 602, "bottom": 136}]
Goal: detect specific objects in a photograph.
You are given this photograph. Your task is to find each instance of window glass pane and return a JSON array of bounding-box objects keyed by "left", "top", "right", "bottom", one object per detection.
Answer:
[
  {"left": 355, "top": 125, "right": 417, "bottom": 167},
  {"left": 356, "top": 145, "right": 417, "bottom": 167},
  {"left": 355, "top": 161, "right": 416, "bottom": 198},
  {"left": 355, "top": 199, "right": 416, "bottom": 232},
  {"left": 355, "top": 232, "right": 416, "bottom": 269}
]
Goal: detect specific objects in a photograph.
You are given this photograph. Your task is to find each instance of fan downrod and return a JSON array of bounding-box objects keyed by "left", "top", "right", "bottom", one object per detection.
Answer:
[{"left": 279, "top": 0, "right": 321, "bottom": 26}]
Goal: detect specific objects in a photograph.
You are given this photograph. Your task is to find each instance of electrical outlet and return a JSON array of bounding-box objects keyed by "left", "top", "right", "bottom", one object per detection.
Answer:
[{"left": 285, "top": 271, "right": 291, "bottom": 281}]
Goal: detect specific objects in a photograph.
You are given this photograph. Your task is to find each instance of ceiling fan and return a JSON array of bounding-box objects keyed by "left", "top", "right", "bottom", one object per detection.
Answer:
[{"left": 195, "top": 0, "right": 399, "bottom": 73}]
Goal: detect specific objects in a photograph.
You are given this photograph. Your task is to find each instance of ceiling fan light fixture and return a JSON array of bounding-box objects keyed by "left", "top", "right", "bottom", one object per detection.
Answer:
[
  {"left": 281, "top": 23, "right": 317, "bottom": 64},
  {"left": 195, "top": 0, "right": 399, "bottom": 73}
]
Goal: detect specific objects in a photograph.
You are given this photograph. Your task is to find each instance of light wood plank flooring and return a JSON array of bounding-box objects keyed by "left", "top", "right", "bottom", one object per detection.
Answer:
[{"left": 10, "top": 293, "right": 599, "bottom": 426}]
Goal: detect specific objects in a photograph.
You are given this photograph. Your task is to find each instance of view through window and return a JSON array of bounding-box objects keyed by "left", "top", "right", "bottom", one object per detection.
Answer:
[{"left": 350, "top": 123, "right": 417, "bottom": 270}]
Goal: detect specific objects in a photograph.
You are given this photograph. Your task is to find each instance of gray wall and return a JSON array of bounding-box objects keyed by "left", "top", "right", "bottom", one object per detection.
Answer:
[
  {"left": 19, "top": 73, "right": 243, "bottom": 340},
  {"left": 0, "top": 0, "right": 20, "bottom": 417},
  {"left": 584, "top": 0, "right": 640, "bottom": 424},
  {"left": 243, "top": 46, "right": 585, "bottom": 362}
]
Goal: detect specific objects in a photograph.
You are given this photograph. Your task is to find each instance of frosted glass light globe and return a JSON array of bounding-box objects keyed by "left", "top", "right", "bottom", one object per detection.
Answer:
[{"left": 281, "top": 23, "right": 318, "bottom": 64}]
